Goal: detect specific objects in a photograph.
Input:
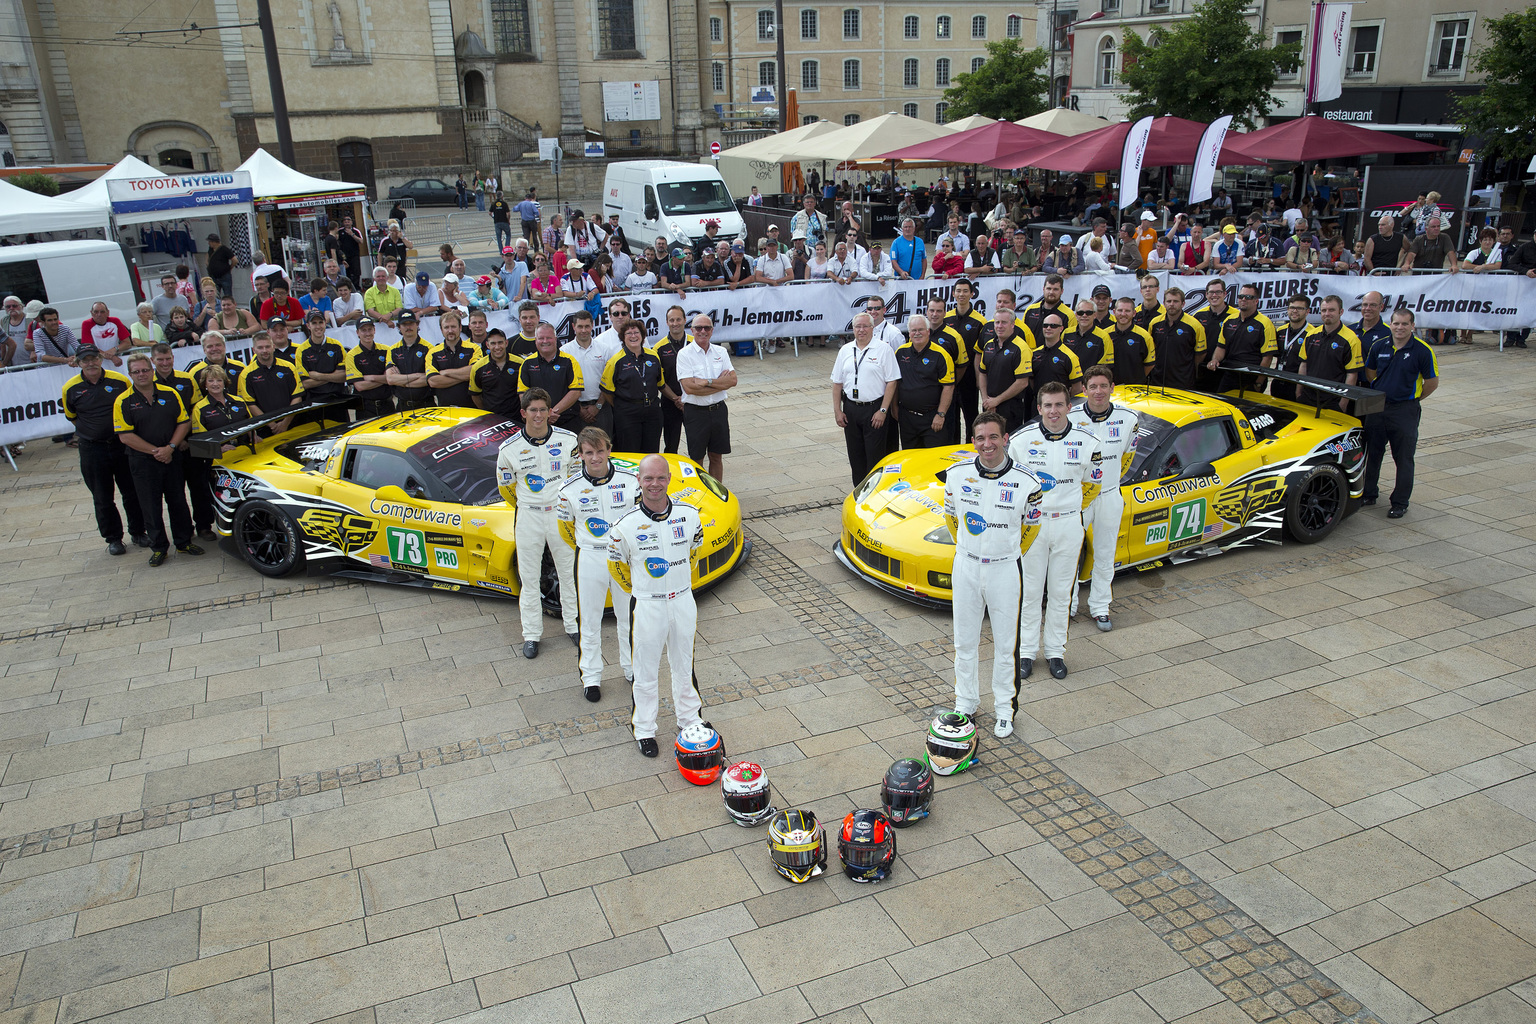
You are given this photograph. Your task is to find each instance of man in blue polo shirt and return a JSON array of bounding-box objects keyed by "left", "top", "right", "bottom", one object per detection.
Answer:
[
  {"left": 890, "top": 218, "right": 926, "bottom": 281},
  {"left": 1361, "top": 307, "right": 1438, "bottom": 520},
  {"left": 1352, "top": 290, "right": 1390, "bottom": 356}
]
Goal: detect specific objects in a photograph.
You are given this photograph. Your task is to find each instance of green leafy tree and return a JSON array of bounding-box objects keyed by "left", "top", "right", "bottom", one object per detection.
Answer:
[
  {"left": 1119, "top": 0, "right": 1300, "bottom": 130},
  {"left": 1454, "top": 8, "right": 1536, "bottom": 163},
  {"left": 9, "top": 173, "right": 59, "bottom": 196},
  {"left": 942, "top": 39, "right": 1049, "bottom": 122}
]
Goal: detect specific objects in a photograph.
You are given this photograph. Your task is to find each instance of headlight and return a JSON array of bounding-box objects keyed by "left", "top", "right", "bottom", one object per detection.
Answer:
[
  {"left": 699, "top": 473, "right": 731, "bottom": 501},
  {"left": 853, "top": 472, "right": 883, "bottom": 503},
  {"left": 923, "top": 527, "right": 955, "bottom": 545}
]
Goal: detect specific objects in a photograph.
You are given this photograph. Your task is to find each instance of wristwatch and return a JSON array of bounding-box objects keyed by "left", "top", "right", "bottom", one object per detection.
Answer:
[{"left": 878, "top": 408, "right": 888, "bottom": 415}]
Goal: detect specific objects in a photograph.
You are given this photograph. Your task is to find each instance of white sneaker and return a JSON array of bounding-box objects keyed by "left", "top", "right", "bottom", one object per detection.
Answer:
[
  {"left": 994, "top": 718, "right": 1014, "bottom": 738},
  {"left": 766, "top": 340, "right": 777, "bottom": 354}
]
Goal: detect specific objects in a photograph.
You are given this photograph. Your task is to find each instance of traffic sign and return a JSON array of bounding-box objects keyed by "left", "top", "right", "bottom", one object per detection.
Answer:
[{"left": 710, "top": 141, "right": 722, "bottom": 156}]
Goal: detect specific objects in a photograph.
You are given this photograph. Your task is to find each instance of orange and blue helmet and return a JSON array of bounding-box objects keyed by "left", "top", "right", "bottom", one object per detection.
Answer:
[{"left": 675, "top": 722, "right": 726, "bottom": 785}]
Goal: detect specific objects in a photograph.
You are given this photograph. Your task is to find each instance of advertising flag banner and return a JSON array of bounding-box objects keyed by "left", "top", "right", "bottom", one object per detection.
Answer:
[
  {"left": 1190, "top": 116, "right": 1234, "bottom": 205},
  {"left": 1119, "top": 116, "right": 1155, "bottom": 211},
  {"left": 1307, "top": 3, "right": 1353, "bottom": 105}
]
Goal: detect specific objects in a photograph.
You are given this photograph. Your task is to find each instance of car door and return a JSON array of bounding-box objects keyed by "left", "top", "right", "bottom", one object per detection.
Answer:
[
  {"left": 1121, "top": 417, "right": 1240, "bottom": 564},
  {"left": 337, "top": 444, "right": 472, "bottom": 585}
]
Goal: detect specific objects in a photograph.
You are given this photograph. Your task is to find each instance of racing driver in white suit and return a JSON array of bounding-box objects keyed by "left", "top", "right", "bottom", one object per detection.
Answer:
[
  {"left": 496, "top": 388, "right": 579, "bottom": 659},
  {"left": 558, "top": 426, "right": 639, "bottom": 703},
  {"left": 1069, "top": 364, "right": 1137, "bottom": 632},
  {"left": 1008, "top": 381, "right": 1103, "bottom": 681},
  {"left": 944, "top": 410, "right": 1043, "bottom": 738},
  {"left": 607, "top": 454, "right": 707, "bottom": 759}
]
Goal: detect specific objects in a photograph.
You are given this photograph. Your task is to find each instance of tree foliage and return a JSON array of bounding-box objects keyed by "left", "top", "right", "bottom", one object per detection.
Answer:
[
  {"left": 1454, "top": 8, "right": 1536, "bottom": 163},
  {"left": 942, "top": 39, "right": 1049, "bottom": 123},
  {"left": 9, "top": 173, "right": 59, "bottom": 196},
  {"left": 1119, "top": 0, "right": 1300, "bottom": 131}
]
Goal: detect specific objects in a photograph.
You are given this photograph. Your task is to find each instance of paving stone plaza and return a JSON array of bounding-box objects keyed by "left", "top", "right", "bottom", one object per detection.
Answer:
[{"left": 1, "top": 338, "right": 1534, "bottom": 1024}]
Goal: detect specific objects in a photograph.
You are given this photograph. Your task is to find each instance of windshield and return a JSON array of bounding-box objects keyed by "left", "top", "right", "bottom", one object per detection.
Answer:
[
  {"left": 657, "top": 180, "right": 736, "bottom": 215},
  {"left": 406, "top": 415, "right": 521, "bottom": 505},
  {"left": 1123, "top": 411, "right": 1178, "bottom": 484}
]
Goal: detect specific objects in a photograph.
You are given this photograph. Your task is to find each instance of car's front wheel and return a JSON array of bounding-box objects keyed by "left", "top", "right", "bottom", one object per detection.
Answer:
[
  {"left": 1284, "top": 463, "right": 1346, "bottom": 543},
  {"left": 233, "top": 500, "right": 306, "bottom": 577}
]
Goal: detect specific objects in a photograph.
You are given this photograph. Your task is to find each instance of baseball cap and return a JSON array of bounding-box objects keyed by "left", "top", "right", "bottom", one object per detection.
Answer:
[
  {"left": 502, "top": 246, "right": 516, "bottom": 255},
  {"left": 1091, "top": 284, "right": 1112, "bottom": 298},
  {"left": 731, "top": 243, "right": 745, "bottom": 253},
  {"left": 475, "top": 275, "right": 494, "bottom": 287},
  {"left": 1222, "top": 225, "right": 1237, "bottom": 235},
  {"left": 870, "top": 240, "right": 884, "bottom": 249},
  {"left": 791, "top": 229, "right": 806, "bottom": 240},
  {"left": 357, "top": 316, "right": 375, "bottom": 327},
  {"left": 267, "top": 316, "right": 287, "bottom": 328},
  {"left": 671, "top": 247, "right": 687, "bottom": 260},
  {"left": 75, "top": 343, "right": 102, "bottom": 359},
  {"left": 416, "top": 271, "right": 430, "bottom": 284},
  {"left": 206, "top": 233, "right": 221, "bottom": 242},
  {"left": 1059, "top": 234, "right": 1073, "bottom": 246},
  {"left": 443, "top": 273, "right": 459, "bottom": 283},
  {"left": 568, "top": 259, "right": 585, "bottom": 270},
  {"left": 1140, "top": 210, "right": 1157, "bottom": 222},
  {"left": 397, "top": 311, "right": 418, "bottom": 323},
  {"left": 306, "top": 309, "right": 327, "bottom": 322}
]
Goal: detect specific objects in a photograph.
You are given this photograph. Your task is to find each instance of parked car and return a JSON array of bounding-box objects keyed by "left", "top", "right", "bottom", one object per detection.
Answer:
[{"left": 386, "top": 179, "right": 459, "bottom": 206}]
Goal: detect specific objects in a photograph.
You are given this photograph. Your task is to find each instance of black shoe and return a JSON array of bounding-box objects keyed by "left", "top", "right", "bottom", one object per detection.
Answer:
[
  {"left": 568, "top": 632, "right": 580, "bottom": 648},
  {"left": 51, "top": 433, "right": 73, "bottom": 443},
  {"left": 583, "top": 685, "right": 601, "bottom": 703},
  {"left": 176, "top": 543, "right": 205, "bottom": 556},
  {"left": 1360, "top": 497, "right": 1377, "bottom": 507},
  {"left": 196, "top": 528, "right": 216, "bottom": 541},
  {"left": 523, "top": 640, "right": 540, "bottom": 659},
  {"left": 131, "top": 534, "right": 151, "bottom": 548},
  {"left": 700, "top": 721, "right": 713, "bottom": 732},
  {"left": 1019, "top": 658, "right": 1034, "bottom": 679},
  {"left": 148, "top": 551, "right": 167, "bottom": 567},
  {"left": 1388, "top": 506, "right": 1407, "bottom": 519},
  {"left": 107, "top": 541, "right": 126, "bottom": 556},
  {"left": 638, "top": 737, "right": 659, "bottom": 758},
  {"left": 1048, "top": 658, "right": 1068, "bottom": 679}
]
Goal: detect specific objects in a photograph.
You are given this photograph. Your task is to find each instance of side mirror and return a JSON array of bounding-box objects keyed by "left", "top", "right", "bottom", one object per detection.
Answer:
[
  {"left": 1181, "top": 461, "right": 1216, "bottom": 480},
  {"left": 644, "top": 205, "right": 658, "bottom": 222},
  {"left": 404, "top": 477, "right": 428, "bottom": 500},
  {"left": 375, "top": 484, "right": 415, "bottom": 502}
]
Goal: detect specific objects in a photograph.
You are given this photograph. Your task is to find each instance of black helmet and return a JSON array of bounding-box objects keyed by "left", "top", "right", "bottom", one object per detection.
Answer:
[
  {"left": 837, "top": 809, "right": 897, "bottom": 883},
  {"left": 880, "top": 758, "right": 933, "bottom": 827}
]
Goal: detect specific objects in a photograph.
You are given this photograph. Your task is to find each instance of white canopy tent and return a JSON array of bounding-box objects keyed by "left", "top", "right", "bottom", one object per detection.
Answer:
[
  {"left": 61, "top": 155, "right": 164, "bottom": 212},
  {"left": 0, "top": 176, "right": 112, "bottom": 237},
  {"left": 1015, "top": 108, "right": 1111, "bottom": 137},
  {"left": 783, "top": 113, "right": 957, "bottom": 164},
  {"left": 713, "top": 120, "right": 843, "bottom": 197},
  {"left": 236, "top": 148, "right": 368, "bottom": 208}
]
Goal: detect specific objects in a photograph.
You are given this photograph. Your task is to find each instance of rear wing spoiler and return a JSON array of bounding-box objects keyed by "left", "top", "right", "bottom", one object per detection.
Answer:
[
  {"left": 185, "top": 397, "right": 356, "bottom": 459},
  {"left": 1218, "top": 364, "right": 1385, "bottom": 417}
]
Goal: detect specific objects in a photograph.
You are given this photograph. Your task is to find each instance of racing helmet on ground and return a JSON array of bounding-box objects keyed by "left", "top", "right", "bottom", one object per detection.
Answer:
[
  {"left": 767, "top": 809, "right": 827, "bottom": 882},
  {"left": 838, "top": 809, "right": 897, "bottom": 883},
  {"left": 675, "top": 723, "right": 726, "bottom": 785},
  {"left": 925, "top": 712, "right": 978, "bottom": 776},
  {"left": 722, "top": 761, "right": 776, "bottom": 827},
  {"left": 880, "top": 758, "right": 934, "bottom": 826}
]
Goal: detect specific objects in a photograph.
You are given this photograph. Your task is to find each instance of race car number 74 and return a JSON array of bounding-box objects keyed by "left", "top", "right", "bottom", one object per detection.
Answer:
[{"left": 1169, "top": 498, "right": 1206, "bottom": 543}]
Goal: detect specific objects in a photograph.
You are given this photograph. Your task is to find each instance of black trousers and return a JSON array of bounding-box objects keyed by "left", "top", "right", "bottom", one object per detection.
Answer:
[
  {"left": 78, "top": 438, "right": 145, "bottom": 542},
  {"left": 185, "top": 453, "right": 215, "bottom": 531},
  {"left": 612, "top": 401, "right": 663, "bottom": 455},
  {"left": 356, "top": 394, "right": 396, "bottom": 419},
  {"left": 898, "top": 406, "right": 945, "bottom": 449},
  {"left": 662, "top": 400, "right": 683, "bottom": 454},
  {"left": 128, "top": 452, "right": 193, "bottom": 552},
  {"left": 572, "top": 402, "right": 613, "bottom": 445},
  {"left": 394, "top": 389, "right": 433, "bottom": 412},
  {"left": 953, "top": 368, "right": 977, "bottom": 443},
  {"left": 1363, "top": 399, "right": 1421, "bottom": 510},
  {"left": 842, "top": 399, "right": 891, "bottom": 485}
]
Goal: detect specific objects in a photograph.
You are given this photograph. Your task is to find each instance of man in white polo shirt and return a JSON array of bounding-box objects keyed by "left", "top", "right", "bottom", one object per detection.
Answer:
[{"left": 675, "top": 314, "right": 737, "bottom": 481}]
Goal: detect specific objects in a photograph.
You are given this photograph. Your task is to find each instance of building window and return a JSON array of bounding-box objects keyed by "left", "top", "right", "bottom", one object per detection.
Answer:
[
  {"left": 903, "top": 57, "right": 919, "bottom": 87},
  {"left": 802, "top": 114, "right": 819, "bottom": 125},
  {"left": 1101, "top": 0, "right": 1119, "bottom": 12},
  {"left": 903, "top": 102, "right": 918, "bottom": 118},
  {"left": 800, "top": 9, "right": 817, "bottom": 40},
  {"left": 490, "top": 0, "right": 533, "bottom": 54},
  {"left": 935, "top": 102, "right": 949, "bottom": 124},
  {"left": 903, "top": 15, "right": 918, "bottom": 39},
  {"left": 935, "top": 57, "right": 950, "bottom": 86},
  {"left": 759, "top": 60, "right": 777, "bottom": 86},
  {"left": 843, "top": 8, "right": 859, "bottom": 39},
  {"left": 971, "top": 15, "right": 986, "bottom": 39},
  {"left": 1051, "top": 9, "right": 1076, "bottom": 50},
  {"left": 1429, "top": 17, "right": 1470, "bottom": 75},
  {"left": 1098, "top": 36, "right": 1116, "bottom": 86},
  {"left": 1274, "top": 27, "right": 1303, "bottom": 81},
  {"left": 596, "top": 0, "right": 637, "bottom": 54},
  {"left": 757, "top": 9, "right": 775, "bottom": 41},
  {"left": 1348, "top": 24, "right": 1379, "bottom": 77},
  {"left": 936, "top": 15, "right": 951, "bottom": 39},
  {"left": 844, "top": 113, "right": 860, "bottom": 125},
  {"left": 712, "top": 61, "right": 725, "bottom": 92},
  {"left": 709, "top": 15, "right": 721, "bottom": 41},
  {"left": 1006, "top": 14, "right": 1022, "bottom": 38},
  {"left": 802, "top": 59, "right": 819, "bottom": 90},
  {"left": 971, "top": 56, "right": 985, "bottom": 73},
  {"left": 843, "top": 58, "right": 860, "bottom": 89}
]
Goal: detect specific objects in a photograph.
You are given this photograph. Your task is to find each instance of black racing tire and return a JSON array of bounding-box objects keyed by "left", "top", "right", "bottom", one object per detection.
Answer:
[
  {"left": 232, "top": 499, "right": 306, "bottom": 577},
  {"left": 540, "top": 547, "right": 562, "bottom": 616},
  {"left": 1284, "top": 463, "right": 1347, "bottom": 544}
]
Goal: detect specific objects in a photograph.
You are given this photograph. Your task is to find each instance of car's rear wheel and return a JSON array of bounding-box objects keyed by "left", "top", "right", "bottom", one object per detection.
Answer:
[
  {"left": 233, "top": 500, "right": 305, "bottom": 577},
  {"left": 540, "top": 548, "right": 562, "bottom": 616},
  {"left": 1284, "top": 463, "right": 1346, "bottom": 543}
]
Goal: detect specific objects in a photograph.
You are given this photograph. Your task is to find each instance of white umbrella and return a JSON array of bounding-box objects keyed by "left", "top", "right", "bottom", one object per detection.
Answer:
[
  {"left": 945, "top": 115, "right": 1004, "bottom": 132},
  {"left": 784, "top": 113, "right": 957, "bottom": 164},
  {"left": 1016, "top": 108, "right": 1112, "bottom": 137}
]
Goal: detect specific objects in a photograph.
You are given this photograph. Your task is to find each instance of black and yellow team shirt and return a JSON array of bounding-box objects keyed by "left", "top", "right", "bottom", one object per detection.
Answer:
[
  {"left": 1133, "top": 301, "right": 1163, "bottom": 331},
  {"left": 1092, "top": 311, "right": 1115, "bottom": 333},
  {"left": 426, "top": 340, "right": 483, "bottom": 407},
  {"left": 1033, "top": 343, "right": 1084, "bottom": 391},
  {"left": 1220, "top": 312, "right": 1279, "bottom": 366},
  {"left": 1105, "top": 324, "right": 1157, "bottom": 386},
  {"left": 1147, "top": 313, "right": 1207, "bottom": 390},
  {"left": 1278, "top": 323, "right": 1309, "bottom": 374},
  {"left": 1302, "top": 324, "right": 1365, "bottom": 383},
  {"left": 517, "top": 353, "right": 584, "bottom": 410},
  {"left": 113, "top": 384, "right": 188, "bottom": 447},
  {"left": 943, "top": 306, "right": 985, "bottom": 369},
  {"left": 237, "top": 358, "right": 302, "bottom": 414},
  {"left": 296, "top": 337, "right": 350, "bottom": 400},
  {"left": 894, "top": 341, "right": 956, "bottom": 413},
  {"left": 930, "top": 323, "right": 970, "bottom": 376},
  {"left": 1066, "top": 326, "right": 1108, "bottom": 372},
  {"left": 469, "top": 355, "right": 523, "bottom": 416},
  {"left": 187, "top": 358, "right": 247, "bottom": 401},
  {"left": 62, "top": 370, "right": 132, "bottom": 442},
  {"left": 600, "top": 348, "right": 663, "bottom": 406},
  {"left": 1021, "top": 299, "right": 1078, "bottom": 341},
  {"left": 976, "top": 333, "right": 1031, "bottom": 405},
  {"left": 154, "top": 369, "right": 199, "bottom": 415},
  {"left": 389, "top": 340, "right": 433, "bottom": 405},
  {"left": 510, "top": 332, "right": 539, "bottom": 360},
  {"left": 344, "top": 341, "right": 395, "bottom": 401},
  {"left": 271, "top": 336, "right": 298, "bottom": 365},
  {"left": 190, "top": 396, "right": 252, "bottom": 433},
  {"left": 650, "top": 334, "right": 685, "bottom": 396},
  {"left": 1192, "top": 304, "right": 1239, "bottom": 360}
]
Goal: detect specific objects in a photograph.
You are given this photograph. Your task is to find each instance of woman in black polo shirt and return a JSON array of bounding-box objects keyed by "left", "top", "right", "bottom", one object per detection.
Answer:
[{"left": 600, "top": 320, "right": 664, "bottom": 454}]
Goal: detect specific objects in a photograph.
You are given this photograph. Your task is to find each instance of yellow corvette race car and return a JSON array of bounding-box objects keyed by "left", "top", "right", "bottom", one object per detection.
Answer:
[
  {"left": 835, "top": 372, "right": 1381, "bottom": 607},
  {"left": 195, "top": 404, "right": 749, "bottom": 608}
]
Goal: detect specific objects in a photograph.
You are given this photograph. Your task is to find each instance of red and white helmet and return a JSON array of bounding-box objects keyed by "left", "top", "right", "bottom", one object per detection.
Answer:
[{"left": 722, "top": 761, "right": 775, "bottom": 826}]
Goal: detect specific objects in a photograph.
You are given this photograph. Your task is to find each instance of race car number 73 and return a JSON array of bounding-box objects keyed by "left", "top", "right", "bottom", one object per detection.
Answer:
[{"left": 387, "top": 527, "right": 427, "bottom": 567}]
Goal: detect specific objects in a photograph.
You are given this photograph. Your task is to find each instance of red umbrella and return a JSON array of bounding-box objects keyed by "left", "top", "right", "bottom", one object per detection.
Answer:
[
  {"left": 1224, "top": 115, "right": 1445, "bottom": 162},
  {"left": 875, "top": 120, "right": 1068, "bottom": 167},
  {"left": 997, "top": 116, "right": 1265, "bottom": 172}
]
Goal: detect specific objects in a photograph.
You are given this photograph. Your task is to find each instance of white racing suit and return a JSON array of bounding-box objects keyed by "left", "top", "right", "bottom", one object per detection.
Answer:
[
  {"left": 496, "top": 426, "right": 580, "bottom": 643},
  {"left": 1008, "top": 423, "right": 1104, "bottom": 660},
  {"left": 944, "top": 457, "right": 1044, "bottom": 720},
  {"left": 607, "top": 499, "right": 705, "bottom": 740},
  {"left": 1069, "top": 402, "right": 1138, "bottom": 618},
  {"left": 558, "top": 465, "right": 640, "bottom": 688}
]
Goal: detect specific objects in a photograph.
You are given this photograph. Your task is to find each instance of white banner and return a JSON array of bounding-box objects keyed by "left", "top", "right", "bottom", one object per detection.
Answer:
[
  {"left": 1119, "top": 116, "right": 1155, "bottom": 212},
  {"left": 1189, "top": 115, "right": 1233, "bottom": 206},
  {"left": 1307, "top": 3, "right": 1352, "bottom": 105},
  {"left": 4, "top": 271, "right": 1529, "bottom": 446}
]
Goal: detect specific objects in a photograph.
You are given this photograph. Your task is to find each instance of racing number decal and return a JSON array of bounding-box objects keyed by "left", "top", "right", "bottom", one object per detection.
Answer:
[
  {"left": 387, "top": 527, "right": 427, "bottom": 568},
  {"left": 1169, "top": 499, "right": 1206, "bottom": 544}
]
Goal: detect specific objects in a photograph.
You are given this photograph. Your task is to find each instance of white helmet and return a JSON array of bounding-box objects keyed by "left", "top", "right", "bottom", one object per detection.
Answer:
[{"left": 722, "top": 761, "right": 775, "bottom": 827}]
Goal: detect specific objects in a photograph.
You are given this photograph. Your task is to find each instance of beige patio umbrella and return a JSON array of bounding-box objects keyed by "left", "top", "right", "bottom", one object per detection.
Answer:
[
  {"left": 944, "top": 114, "right": 1004, "bottom": 132},
  {"left": 1016, "top": 107, "right": 1112, "bottom": 137},
  {"left": 784, "top": 112, "right": 958, "bottom": 163}
]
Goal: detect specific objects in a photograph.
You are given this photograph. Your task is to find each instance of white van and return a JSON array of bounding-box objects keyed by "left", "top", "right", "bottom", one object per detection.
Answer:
[
  {"left": 0, "top": 240, "right": 142, "bottom": 325},
  {"left": 602, "top": 161, "right": 746, "bottom": 257}
]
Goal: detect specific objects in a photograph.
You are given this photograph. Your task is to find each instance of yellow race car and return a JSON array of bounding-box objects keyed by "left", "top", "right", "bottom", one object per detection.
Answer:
[
  {"left": 198, "top": 405, "right": 749, "bottom": 608},
  {"left": 836, "top": 373, "right": 1378, "bottom": 607}
]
